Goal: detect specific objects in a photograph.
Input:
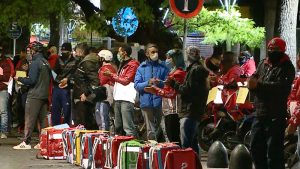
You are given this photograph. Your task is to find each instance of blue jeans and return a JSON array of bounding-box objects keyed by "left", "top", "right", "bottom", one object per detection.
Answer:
[
  {"left": 141, "top": 108, "right": 162, "bottom": 140},
  {"left": 114, "top": 101, "right": 137, "bottom": 137},
  {"left": 0, "top": 90, "right": 8, "bottom": 133},
  {"left": 51, "top": 86, "right": 71, "bottom": 125},
  {"left": 180, "top": 117, "right": 200, "bottom": 154},
  {"left": 95, "top": 101, "right": 110, "bottom": 131}
]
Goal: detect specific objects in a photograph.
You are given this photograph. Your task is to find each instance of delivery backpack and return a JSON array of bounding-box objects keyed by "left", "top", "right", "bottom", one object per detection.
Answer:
[
  {"left": 164, "top": 148, "right": 202, "bottom": 169},
  {"left": 149, "top": 143, "right": 180, "bottom": 169},
  {"left": 40, "top": 127, "right": 67, "bottom": 160},
  {"left": 91, "top": 135, "right": 110, "bottom": 169},
  {"left": 117, "top": 140, "right": 144, "bottom": 169},
  {"left": 81, "top": 132, "right": 108, "bottom": 169},
  {"left": 104, "top": 135, "right": 135, "bottom": 168}
]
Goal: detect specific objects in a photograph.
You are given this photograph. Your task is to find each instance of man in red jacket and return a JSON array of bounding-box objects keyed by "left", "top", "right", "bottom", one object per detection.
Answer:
[
  {"left": 103, "top": 44, "right": 139, "bottom": 137},
  {"left": 0, "top": 45, "right": 12, "bottom": 139}
]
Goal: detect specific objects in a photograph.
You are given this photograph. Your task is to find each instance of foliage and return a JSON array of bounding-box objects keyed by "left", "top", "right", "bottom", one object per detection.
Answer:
[{"left": 172, "top": 7, "right": 265, "bottom": 48}]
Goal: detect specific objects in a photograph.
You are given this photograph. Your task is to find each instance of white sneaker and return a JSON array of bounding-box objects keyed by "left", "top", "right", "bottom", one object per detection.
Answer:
[
  {"left": 34, "top": 143, "right": 40, "bottom": 149},
  {"left": 13, "top": 141, "right": 31, "bottom": 150},
  {"left": 1, "top": 133, "right": 7, "bottom": 139}
]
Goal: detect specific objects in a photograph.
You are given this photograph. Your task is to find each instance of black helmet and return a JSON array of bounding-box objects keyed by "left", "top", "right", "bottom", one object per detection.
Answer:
[{"left": 27, "top": 41, "right": 44, "bottom": 52}]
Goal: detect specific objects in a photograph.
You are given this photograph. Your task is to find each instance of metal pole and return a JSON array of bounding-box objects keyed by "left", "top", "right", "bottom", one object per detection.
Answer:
[
  {"left": 124, "top": 36, "right": 127, "bottom": 44},
  {"left": 183, "top": 19, "right": 188, "bottom": 62},
  {"left": 90, "top": 31, "right": 93, "bottom": 47},
  {"left": 13, "top": 39, "right": 16, "bottom": 57}
]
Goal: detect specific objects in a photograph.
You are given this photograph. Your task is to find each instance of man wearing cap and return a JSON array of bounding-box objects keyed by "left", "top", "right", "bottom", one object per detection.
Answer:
[
  {"left": 13, "top": 41, "right": 51, "bottom": 149},
  {"left": 95, "top": 50, "right": 116, "bottom": 130},
  {"left": 248, "top": 37, "right": 295, "bottom": 169},
  {"left": 51, "top": 42, "right": 77, "bottom": 125}
]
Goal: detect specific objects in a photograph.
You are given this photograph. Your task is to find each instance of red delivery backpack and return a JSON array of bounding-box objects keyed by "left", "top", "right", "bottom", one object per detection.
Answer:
[
  {"left": 92, "top": 135, "right": 110, "bottom": 169},
  {"left": 104, "top": 135, "right": 135, "bottom": 168},
  {"left": 149, "top": 143, "right": 180, "bottom": 169},
  {"left": 164, "top": 148, "right": 202, "bottom": 169}
]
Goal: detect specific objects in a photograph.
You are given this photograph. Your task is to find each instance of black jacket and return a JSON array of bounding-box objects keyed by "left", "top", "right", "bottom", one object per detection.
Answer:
[
  {"left": 53, "top": 56, "right": 77, "bottom": 87},
  {"left": 72, "top": 53, "right": 100, "bottom": 100},
  {"left": 252, "top": 57, "right": 295, "bottom": 119},
  {"left": 171, "top": 61, "right": 209, "bottom": 120}
]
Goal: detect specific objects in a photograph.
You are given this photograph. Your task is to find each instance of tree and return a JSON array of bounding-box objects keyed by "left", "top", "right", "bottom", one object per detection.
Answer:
[{"left": 277, "top": 0, "right": 299, "bottom": 66}]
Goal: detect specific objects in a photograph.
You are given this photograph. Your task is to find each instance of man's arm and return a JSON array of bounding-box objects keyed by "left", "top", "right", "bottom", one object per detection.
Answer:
[
  {"left": 111, "top": 65, "right": 138, "bottom": 86},
  {"left": 18, "top": 60, "right": 39, "bottom": 86},
  {"left": 134, "top": 67, "right": 150, "bottom": 93}
]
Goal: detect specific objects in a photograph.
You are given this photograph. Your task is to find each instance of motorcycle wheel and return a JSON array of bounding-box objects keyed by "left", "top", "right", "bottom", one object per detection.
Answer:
[{"left": 198, "top": 118, "right": 215, "bottom": 152}]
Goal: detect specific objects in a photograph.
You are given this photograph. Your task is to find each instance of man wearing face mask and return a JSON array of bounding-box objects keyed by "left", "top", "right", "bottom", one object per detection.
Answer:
[
  {"left": 134, "top": 43, "right": 169, "bottom": 141},
  {"left": 103, "top": 44, "right": 139, "bottom": 136},
  {"left": 248, "top": 37, "right": 295, "bottom": 169},
  {"left": 50, "top": 43, "right": 77, "bottom": 126},
  {"left": 166, "top": 46, "right": 209, "bottom": 154}
]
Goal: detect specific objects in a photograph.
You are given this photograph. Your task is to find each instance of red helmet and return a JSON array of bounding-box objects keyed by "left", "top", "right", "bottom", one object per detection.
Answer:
[
  {"left": 27, "top": 41, "right": 44, "bottom": 52},
  {"left": 267, "top": 37, "right": 286, "bottom": 52}
]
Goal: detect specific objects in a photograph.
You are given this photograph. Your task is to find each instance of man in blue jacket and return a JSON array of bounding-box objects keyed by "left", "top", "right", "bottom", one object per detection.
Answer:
[
  {"left": 134, "top": 43, "right": 169, "bottom": 140},
  {"left": 13, "top": 42, "right": 51, "bottom": 149}
]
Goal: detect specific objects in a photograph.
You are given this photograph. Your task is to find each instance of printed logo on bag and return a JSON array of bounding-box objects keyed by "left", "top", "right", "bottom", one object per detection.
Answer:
[{"left": 181, "top": 162, "right": 188, "bottom": 169}]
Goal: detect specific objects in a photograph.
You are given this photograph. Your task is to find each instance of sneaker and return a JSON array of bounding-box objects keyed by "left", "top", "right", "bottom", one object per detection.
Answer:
[
  {"left": 34, "top": 143, "right": 40, "bottom": 149},
  {"left": 1, "top": 133, "right": 7, "bottom": 139},
  {"left": 13, "top": 141, "right": 31, "bottom": 150}
]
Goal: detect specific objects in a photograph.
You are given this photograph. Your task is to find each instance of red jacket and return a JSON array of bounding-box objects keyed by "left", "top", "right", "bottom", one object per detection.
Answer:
[
  {"left": 48, "top": 54, "right": 59, "bottom": 69},
  {"left": 99, "top": 64, "right": 116, "bottom": 86},
  {"left": 110, "top": 59, "right": 140, "bottom": 85},
  {"left": 0, "top": 58, "right": 11, "bottom": 91},
  {"left": 240, "top": 58, "right": 256, "bottom": 77},
  {"left": 218, "top": 65, "right": 243, "bottom": 85},
  {"left": 288, "top": 75, "right": 300, "bottom": 127},
  {"left": 154, "top": 68, "right": 186, "bottom": 99}
]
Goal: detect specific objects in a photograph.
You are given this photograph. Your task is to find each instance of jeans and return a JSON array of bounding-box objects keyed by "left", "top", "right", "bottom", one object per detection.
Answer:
[
  {"left": 141, "top": 108, "right": 162, "bottom": 140},
  {"left": 114, "top": 101, "right": 137, "bottom": 137},
  {"left": 0, "top": 90, "right": 8, "bottom": 133},
  {"left": 51, "top": 86, "right": 71, "bottom": 125},
  {"left": 24, "top": 98, "right": 48, "bottom": 144},
  {"left": 180, "top": 117, "right": 200, "bottom": 154},
  {"left": 95, "top": 101, "right": 110, "bottom": 131},
  {"left": 250, "top": 117, "right": 285, "bottom": 169}
]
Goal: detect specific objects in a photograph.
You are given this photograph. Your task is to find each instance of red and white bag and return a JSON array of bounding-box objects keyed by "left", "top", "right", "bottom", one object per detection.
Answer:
[
  {"left": 149, "top": 143, "right": 180, "bottom": 169},
  {"left": 164, "top": 148, "right": 202, "bottom": 169},
  {"left": 104, "top": 135, "right": 135, "bottom": 168},
  {"left": 40, "top": 127, "right": 67, "bottom": 159},
  {"left": 91, "top": 135, "right": 110, "bottom": 169}
]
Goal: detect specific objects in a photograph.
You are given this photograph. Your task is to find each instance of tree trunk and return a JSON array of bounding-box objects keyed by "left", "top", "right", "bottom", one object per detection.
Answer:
[
  {"left": 264, "top": 0, "right": 278, "bottom": 44},
  {"left": 277, "top": 0, "right": 299, "bottom": 67},
  {"left": 48, "top": 12, "right": 60, "bottom": 49}
]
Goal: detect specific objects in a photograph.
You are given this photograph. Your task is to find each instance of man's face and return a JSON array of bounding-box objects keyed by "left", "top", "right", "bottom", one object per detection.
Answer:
[
  {"left": 146, "top": 47, "right": 158, "bottom": 58},
  {"left": 75, "top": 48, "right": 84, "bottom": 57},
  {"left": 118, "top": 47, "right": 126, "bottom": 59}
]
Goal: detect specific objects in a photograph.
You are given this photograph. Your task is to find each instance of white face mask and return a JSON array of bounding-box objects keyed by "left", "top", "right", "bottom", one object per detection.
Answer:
[{"left": 150, "top": 53, "right": 158, "bottom": 61}]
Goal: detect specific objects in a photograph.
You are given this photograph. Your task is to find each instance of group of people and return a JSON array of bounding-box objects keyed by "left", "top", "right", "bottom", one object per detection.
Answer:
[{"left": 0, "top": 37, "right": 299, "bottom": 169}]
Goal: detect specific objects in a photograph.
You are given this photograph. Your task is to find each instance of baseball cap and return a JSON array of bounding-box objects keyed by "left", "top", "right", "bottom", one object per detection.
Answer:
[
  {"left": 61, "top": 43, "right": 72, "bottom": 52},
  {"left": 98, "top": 50, "right": 113, "bottom": 61},
  {"left": 267, "top": 37, "right": 286, "bottom": 52}
]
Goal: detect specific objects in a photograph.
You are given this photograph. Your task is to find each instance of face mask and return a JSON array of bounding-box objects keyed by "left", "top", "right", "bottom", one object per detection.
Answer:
[
  {"left": 165, "top": 59, "right": 173, "bottom": 69},
  {"left": 206, "top": 59, "right": 219, "bottom": 72},
  {"left": 150, "top": 53, "right": 158, "bottom": 61},
  {"left": 238, "top": 57, "right": 247, "bottom": 65},
  {"left": 117, "top": 53, "right": 123, "bottom": 62},
  {"left": 61, "top": 52, "right": 69, "bottom": 59},
  {"left": 268, "top": 51, "right": 283, "bottom": 64},
  {"left": 74, "top": 56, "right": 82, "bottom": 62},
  {"left": 187, "top": 55, "right": 197, "bottom": 63}
]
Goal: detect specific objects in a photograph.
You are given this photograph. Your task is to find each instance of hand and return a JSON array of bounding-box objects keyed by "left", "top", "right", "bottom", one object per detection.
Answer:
[
  {"left": 80, "top": 93, "right": 87, "bottom": 102},
  {"left": 59, "top": 78, "right": 68, "bottom": 88},
  {"left": 103, "top": 70, "right": 112, "bottom": 77},
  {"left": 164, "top": 77, "right": 175, "bottom": 87},
  {"left": 247, "top": 76, "right": 258, "bottom": 89},
  {"left": 14, "top": 76, "right": 19, "bottom": 81},
  {"left": 144, "top": 86, "right": 157, "bottom": 94},
  {"left": 148, "top": 78, "right": 160, "bottom": 86},
  {"left": 285, "top": 124, "right": 297, "bottom": 136}
]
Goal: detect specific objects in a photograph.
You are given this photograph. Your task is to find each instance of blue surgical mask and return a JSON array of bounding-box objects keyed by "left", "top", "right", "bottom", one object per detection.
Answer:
[{"left": 165, "top": 59, "right": 173, "bottom": 70}]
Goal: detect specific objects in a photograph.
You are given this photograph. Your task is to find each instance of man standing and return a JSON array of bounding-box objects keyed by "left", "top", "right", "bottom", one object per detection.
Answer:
[
  {"left": 103, "top": 44, "right": 139, "bottom": 137},
  {"left": 13, "top": 41, "right": 51, "bottom": 149},
  {"left": 248, "top": 37, "right": 295, "bottom": 169},
  {"left": 134, "top": 43, "right": 169, "bottom": 140},
  {"left": 0, "top": 44, "right": 11, "bottom": 139},
  {"left": 167, "top": 46, "right": 209, "bottom": 154},
  {"left": 51, "top": 43, "right": 77, "bottom": 125}
]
